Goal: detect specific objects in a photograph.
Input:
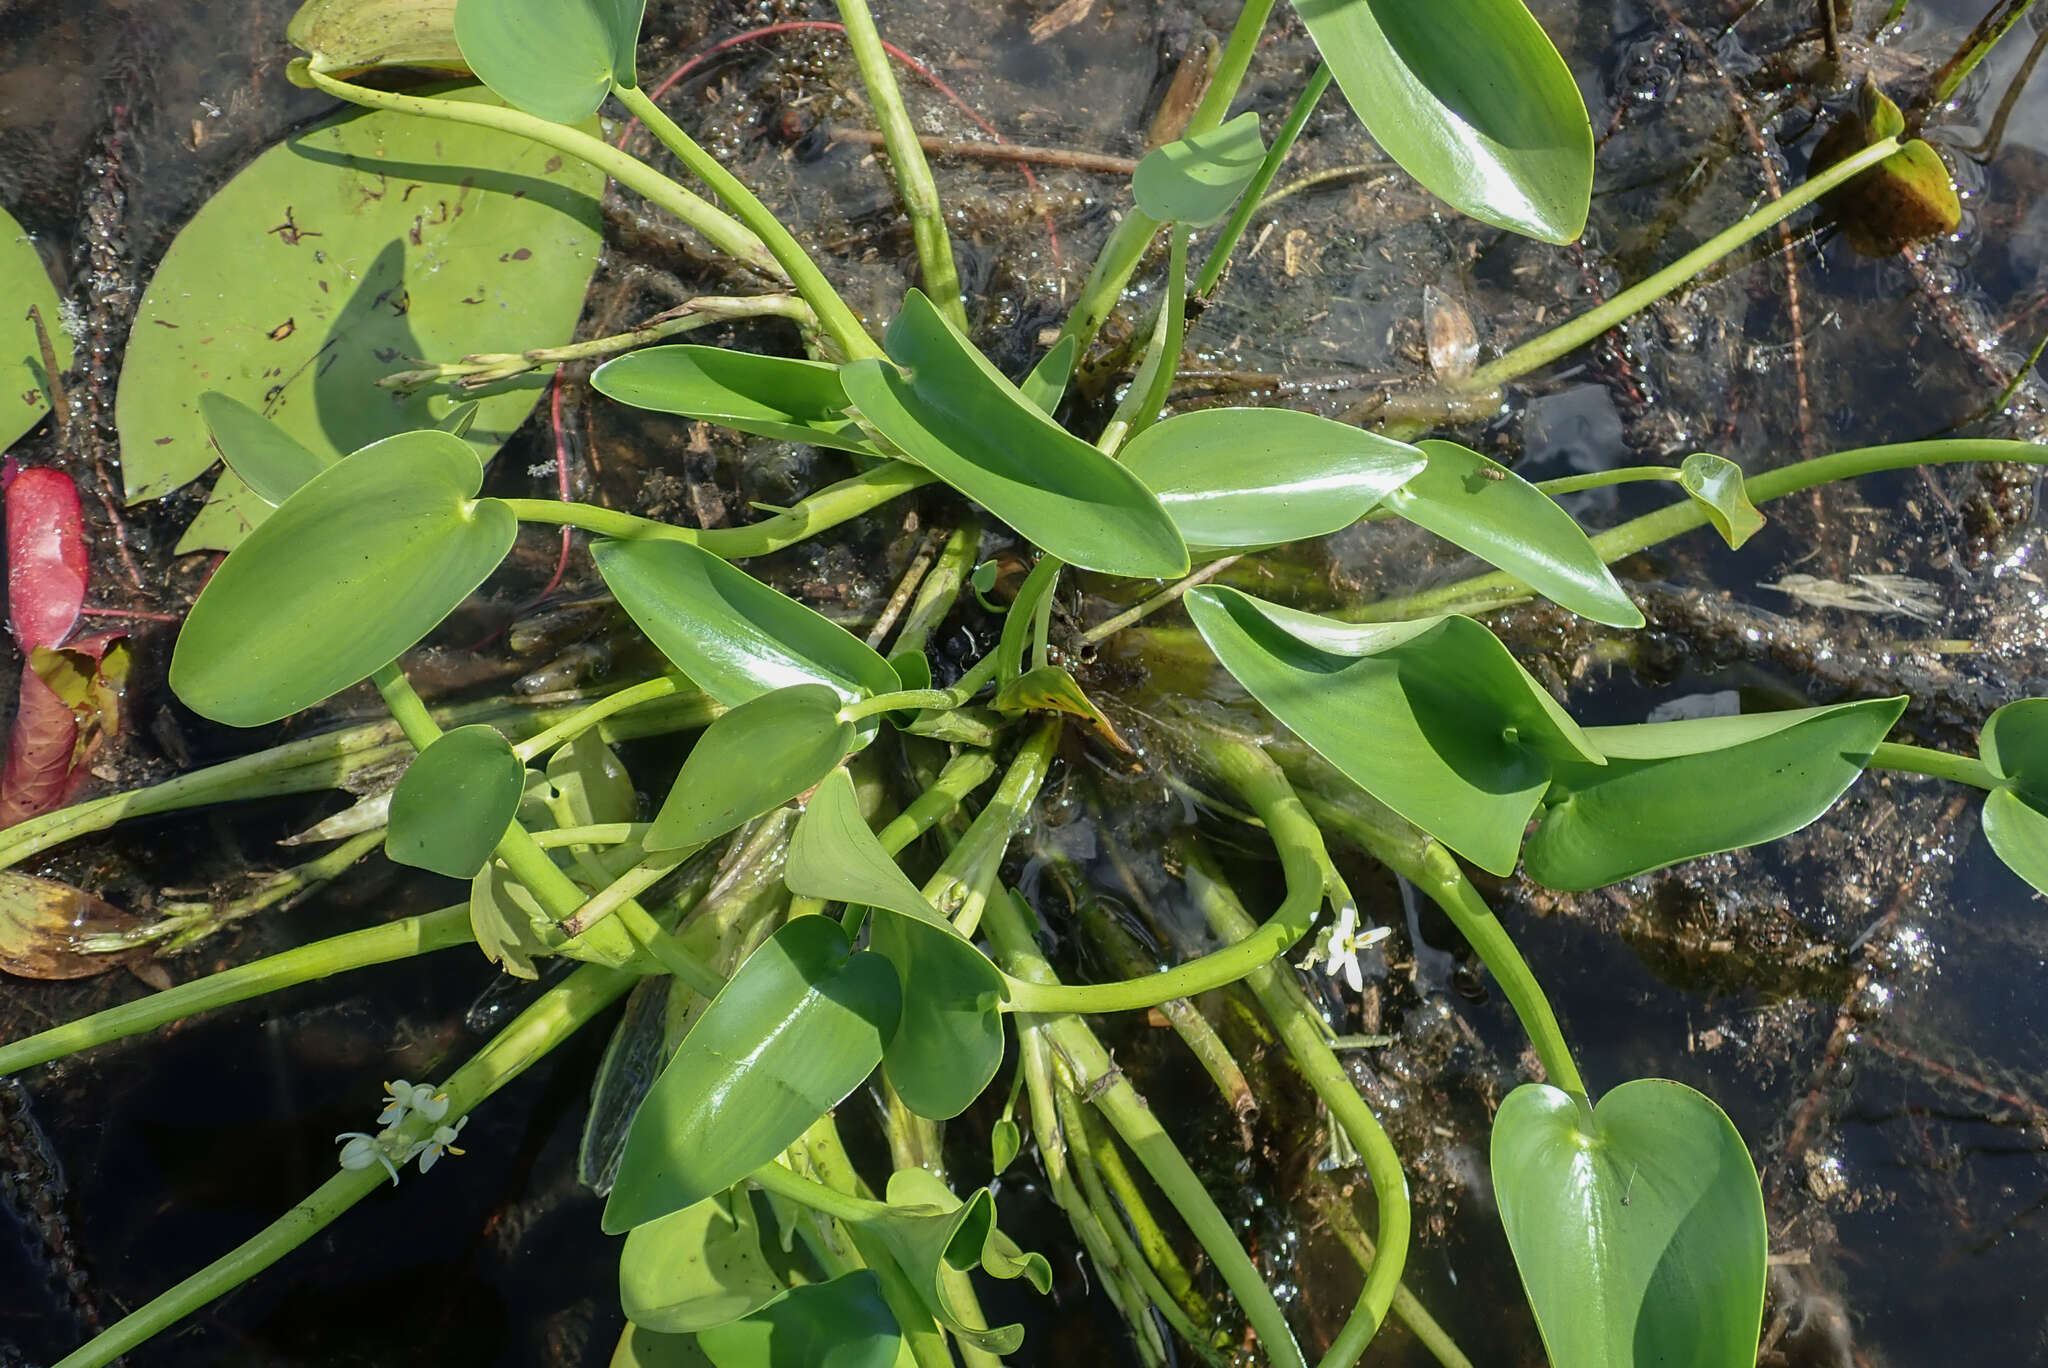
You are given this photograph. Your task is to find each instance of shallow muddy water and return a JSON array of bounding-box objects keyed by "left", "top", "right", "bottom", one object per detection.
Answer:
[{"left": 6, "top": 0, "right": 2048, "bottom": 1365}]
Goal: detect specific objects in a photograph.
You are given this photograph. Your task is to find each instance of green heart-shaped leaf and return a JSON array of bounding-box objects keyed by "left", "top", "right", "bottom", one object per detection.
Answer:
[
  {"left": 1292, "top": 0, "right": 1591, "bottom": 242},
  {"left": 593, "top": 538, "right": 899, "bottom": 711},
  {"left": 604, "top": 917, "right": 900, "bottom": 1233},
  {"left": 387, "top": 724, "right": 524, "bottom": 878},
  {"left": 620, "top": 1191, "right": 786, "bottom": 1333},
  {"left": 170, "top": 430, "right": 517, "bottom": 726},
  {"left": 1677, "top": 454, "right": 1764, "bottom": 550},
  {"left": 547, "top": 729, "right": 640, "bottom": 826},
  {"left": 866, "top": 1168, "right": 1052, "bottom": 1355},
  {"left": 870, "top": 910, "right": 1008, "bottom": 1121},
  {"left": 198, "top": 391, "right": 333, "bottom": 506},
  {"left": 115, "top": 90, "right": 602, "bottom": 549},
  {"left": 648, "top": 685, "right": 853, "bottom": 852},
  {"left": 454, "top": 0, "right": 644, "bottom": 123},
  {"left": 288, "top": 0, "right": 468, "bottom": 79},
  {"left": 591, "top": 347, "right": 881, "bottom": 455},
  {"left": 695, "top": 1272, "right": 901, "bottom": 1368},
  {"left": 1187, "top": 586, "right": 1601, "bottom": 875},
  {"left": 785, "top": 768, "right": 939, "bottom": 925},
  {"left": 1978, "top": 698, "right": 2048, "bottom": 895},
  {"left": 1524, "top": 698, "right": 1905, "bottom": 889},
  {"left": 839, "top": 291, "right": 1188, "bottom": 578},
  {"left": 1492, "top": 1079, "right": 1767, "bottom": 1368},
  {"left": 1132, "top": 110, "right": 1267, "bottom": 225},
  {"left": 0, "top": 204, "right": 73, "bottom": 452},
  {"left": 1381, "top": 440, "right": 1643, "bottom": 627},
  {"left": 1120, "top": 407, "right": 1427, "bottom": 552}
]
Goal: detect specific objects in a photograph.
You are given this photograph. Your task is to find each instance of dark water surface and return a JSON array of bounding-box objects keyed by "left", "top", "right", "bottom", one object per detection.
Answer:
[{"left": 6, "top": 0, "right": 2048, "bottom": 1365}]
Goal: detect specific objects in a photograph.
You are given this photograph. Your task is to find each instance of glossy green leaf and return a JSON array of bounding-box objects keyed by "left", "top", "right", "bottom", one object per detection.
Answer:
[
  {"left": 1186, "top": 587, "right": 1600, "bottom": 875},
  {"left": 1978, "top": 698, "right": 2048, "bottom": 895},
  {"left": 547, "top": 729, "right": 640, "bottom": 826},
  {"left": 786, "top": 768, "right": 938, "bottom": 924},
  {"left": 839, "top": 291, "right": 1188, "bottom": 578},
  {"left": 170, "top": 431, "right": 516, "bottom": 727},
  {"left": 116, "top": 89, "right": 602, "bottom": 550},
  {"left": 1678, "top": 454, "right": 1764, "bottom": 550},
  {"left": 620, "top": 1192, "right": 785, "bottom": 1333},
  {"left": 1292, "top": 0, "right": 1592, "bottom": 242},
  {"left": 610, "top": 1326, "right": 714, "bottom": 1368},
  {"left": 592, "top": 347, "right": 881, "bottom": 455},
  {"left": 454, "top": 0, "right": 643, "bottom": 123},
  {"left": 0, "top": 205, "right": 73, "bottom": 452},
  {"left": 649, "top": 685, "right": 853, "bottom": 852},
  {"left": 1018, "top": 337, "right": 1076, "bottom": 415},
  {"left": 1381, "top": 440, "right": 1644, "bottom": 628},
  {"left": 990, "top": 1119, "right": 1021, "bottom": 1175},
  {"left": 1525, "top": 699, "right": 1906, "bottom": 890},
  {"left": 1492, "top": 1079, "right": 1767, "bottom": 1368},
  {"left": 604, "top": 917, "right": 900, "bottom": 1233},
  {"left": 437, "top": 399, "right": 482, "bottom": 437},
  {"left": 868, "top": 1168, "right": 1052, "bottom": 1355},
  {"left": 870, "top": 910, "right": 1008, "bottom": 1121},
  {"left": 593, "top": 538, "right": 899, "bottom": 712},
  {"left": 288, "top": 0, "right": 466, "bottom": 78},
  {"left": 1132, "top": 111, "right": 1267, "bottom": 225},
  {"left": 1120, "top": 407, "right": 1426, "bottom": 552},
  {"left": 991, "top": 666, "right": 1130, "bottom": 752},
  {"left": 197, "top": 392, "right": 332, "bottom": 506},
  {"left": 696, "top": 1273, "right": 901, "bottom": 1368},
  {"left": 387, "top": 724, "right": 523, "bottom": 877}
]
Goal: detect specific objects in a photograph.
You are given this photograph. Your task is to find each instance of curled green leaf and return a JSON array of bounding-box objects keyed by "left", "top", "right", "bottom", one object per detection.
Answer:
[
  {"left": 865, "top": 1168, "right": 1052, "bottom": 1355},
  {"left": 1677, "top": 453, "right": 1764, "bottom": 549}
]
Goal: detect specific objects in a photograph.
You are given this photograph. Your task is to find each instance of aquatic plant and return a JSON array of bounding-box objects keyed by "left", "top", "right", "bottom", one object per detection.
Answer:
[{"left": 1, "top": 2, "right": 2042, "bottom": 1366}]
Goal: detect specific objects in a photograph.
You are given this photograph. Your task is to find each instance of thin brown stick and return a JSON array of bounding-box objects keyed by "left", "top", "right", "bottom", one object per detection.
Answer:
[{"left": 824, "top": 125, "right": 1137, "bottom": 176}]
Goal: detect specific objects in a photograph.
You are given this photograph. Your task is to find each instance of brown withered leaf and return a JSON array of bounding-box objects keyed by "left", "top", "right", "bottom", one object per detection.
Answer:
[{"left": 0, "top": 869, "right": 148, "bottom": 979}]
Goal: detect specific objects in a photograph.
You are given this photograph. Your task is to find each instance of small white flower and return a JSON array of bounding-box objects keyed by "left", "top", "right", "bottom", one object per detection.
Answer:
[
  {"left": 335, "top": 1129, "right": 404, "bottom": 1186},
  {"left": 377, "top": 1079, "right": 416, "bottom": 1126},
  {"left": 409, "top": 1087, "right": 452, "bottom": 1124},
  {"left": 1320, "top": 902, "right": 1391, "bottom": 994},
  {"left": 416, "top": 1116, "right": 469, "bottom": 1173}
]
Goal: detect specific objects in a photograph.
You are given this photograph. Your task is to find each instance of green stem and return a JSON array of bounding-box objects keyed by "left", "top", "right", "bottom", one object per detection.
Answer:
[
  {"left": 1532, "top": 465, "right": 1680, "bottom": 497},
  {"left": 302, "top": 68, "right": 777, "bottom": 276},
  {"left": 53, "top": 962, "right": 635, "bottom": 1368},
  {"left": 750, "top": 1157, "right": 893, "bottom": 1225},
  {"left": 1185, "top": 0, "right": 1278, "bottom": 135},
  {"left": 500, "top": 462, "right": 934, "bottom": 560},
  {"left": 1080, "top": 556, "right": 1242, "bottom": 645},
  {"left": 834, "top": 0, "right": 965, "bottom": 328},
  {"left": 529, "top": 823, "right": 647, "bottom": 847},
  {"left": 613, "top": 84, "right": 879, "bottom": 360},
  {"left": 1298, "top": 784, "right": 1585, "bottom": 1095},
  {"left": 1194, "top": 63, "right": 1330, "bottom": 297},
  {"left": 1000, "top": 730, "right": 1327, "bottom": 1014},
  {"left": 1101, "top": 226, "right": 1189, "bottom": 450},
  {"left": 0, "top": 907, "right": 472, "bottom": 1074},
  {"left": 1353, "top": 439, "right": 2048, "bottom": 620},
  {"left": 380, "top": 293, "right": 816, "bottom": 390},
  {"left": 997, "top": 556, "right": 1064, "bottom": 684},
  {"left": 1871, "top": 741, "right": 1999, "bottom": 789},
  {"left": 1187, "top": 859, "right": 1410, "bottom": 1366},
  {"left": 891, "top": 520, "right": 981, "bottom": 659},
  {"left": 1456, "top": 136, "right": 1903, "bottom": 397},
  {"left": 513, "top": 676, "right": 693, "bottom": 762},
  {"left": 839, "top": 688, "right": 961, "bottom": 722},
  {"left": 929, "top": 725, "right": 1059, "bottom": 919},
  {"left": 1058, "top": 208, "right": 1163, "bottom": 362}
]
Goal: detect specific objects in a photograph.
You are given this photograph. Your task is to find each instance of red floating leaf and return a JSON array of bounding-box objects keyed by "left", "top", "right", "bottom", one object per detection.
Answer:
[{"left": 3, "top": 465, "right": 87, "bottom": 652}]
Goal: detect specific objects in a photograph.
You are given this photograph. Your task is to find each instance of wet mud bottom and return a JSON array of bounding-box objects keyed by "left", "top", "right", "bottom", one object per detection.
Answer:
[{"left": 6, "top": 0, "right": 2048, "bottom": 1363}]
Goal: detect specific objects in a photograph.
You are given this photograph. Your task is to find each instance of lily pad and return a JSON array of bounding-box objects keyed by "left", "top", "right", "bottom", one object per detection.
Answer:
[
  {"left": 1492, "top": 1079, "right": 1767, "bottom": 1368},
  {"left": 116, "top": 88, "right": 603, "bottom": 550},
  {"left": 0, "top": 205, "right": 72, "bottom": 452}
]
